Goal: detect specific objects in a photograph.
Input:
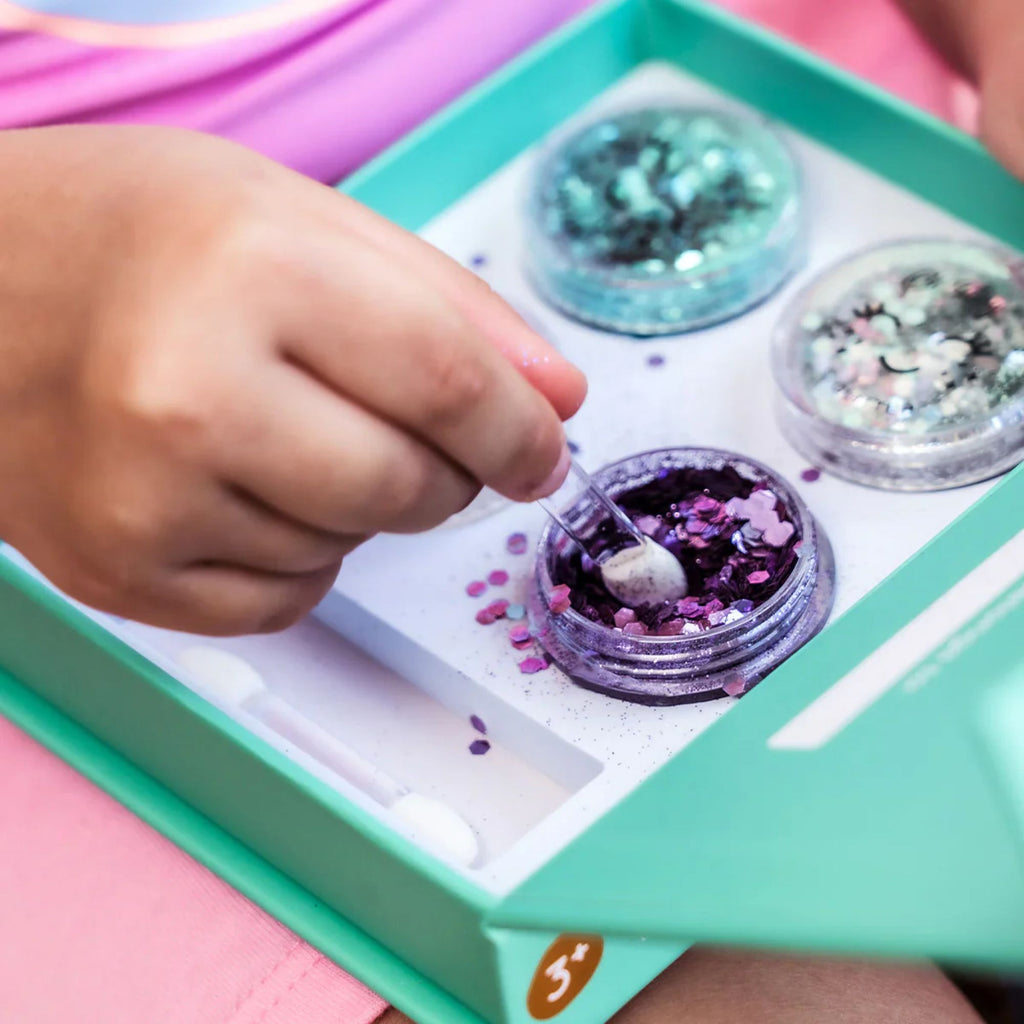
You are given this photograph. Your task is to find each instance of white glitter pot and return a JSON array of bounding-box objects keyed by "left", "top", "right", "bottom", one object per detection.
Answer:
[
  {"left": 528, "top": 448, "right": 835, "bottom": 705},
  {"left": 524, "top": 105, "right": 805, "bottom": 336},
  {"left": 773, "top": 239, "right": 1024, "bottom": 491}
]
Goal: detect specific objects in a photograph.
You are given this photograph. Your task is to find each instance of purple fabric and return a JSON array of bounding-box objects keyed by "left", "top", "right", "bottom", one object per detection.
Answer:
[{"left": 0, "top": 0, "right": 594, "bottom": 182}]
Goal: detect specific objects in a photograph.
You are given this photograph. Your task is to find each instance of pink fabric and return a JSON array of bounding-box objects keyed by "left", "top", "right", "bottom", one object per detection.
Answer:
[
  {"left": 720, "top": 0, "right": 977, "bottom": 130},
  {"left": 0, "top": 716, "right": 387, "bottom": 1024},
  {"left": 0, "top": 2, "right": 974, "bottom": 1022},
  {"left": 0, "top": 0, "right": 594, "bottom": 183}
]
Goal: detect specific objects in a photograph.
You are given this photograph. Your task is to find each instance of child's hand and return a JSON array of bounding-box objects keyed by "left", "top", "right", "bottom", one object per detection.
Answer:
[
  {"left": 976, "top": 2, "right": 1024, "bottom": 180},
  {"left": 0, "top": 126, "right": 586, "bottom": 635},
  {"left": 898, "top": 0, "right": 1024, "bottom": 179}
]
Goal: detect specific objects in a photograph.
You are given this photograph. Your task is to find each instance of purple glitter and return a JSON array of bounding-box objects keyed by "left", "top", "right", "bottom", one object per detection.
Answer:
[
  {"left": 475, "top": 608, "right": 497, "bottom": 625},
  {"left": 549, "top": 465, "right": 801, "bottom": 634},
  {"left": 466, "top": 580, "right": 487, "bottom": 598},
  {"left": 613, "top": 608, "right": 637, "bottom": 628},
  {"left": 568, "top": 440, "right": 582, "bottom": 455},
  {"left": 488, "top": 570, "right": 509, "bottom": 586},
  {"left": 646, "top": 354, "right": 666, "bottom": 368},
  {"left": 519, "top": 656, "right": 549, "bottom": 675},
  {"left": 507, "top": 532, "right": 529, "bottom": 555},
  {"left": 470, "top": 714, "right": 487, "bottom": 734},
  {"left": 469, "top": 739, "right": 491, "bottom": 755},
  {"left": 800, "top": 468, "right": 821, "bottom": 483},
  {"left": 548, "top": 584, "right": 572, "bottom": 615},
  {"left": 509, "top": 625, "right": 532, "bottom": 645},
  {"left": 469, "top": 253, "right": 488, "bottom": 268}
]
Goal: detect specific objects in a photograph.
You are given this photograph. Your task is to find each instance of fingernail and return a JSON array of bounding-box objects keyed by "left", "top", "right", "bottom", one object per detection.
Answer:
[{"left": 532, "top": 443, "right": 572, "bottom": 500}]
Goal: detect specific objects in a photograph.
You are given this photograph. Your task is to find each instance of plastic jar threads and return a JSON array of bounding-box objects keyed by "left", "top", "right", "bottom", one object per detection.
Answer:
[
  {"left": 773, "top": 239, "right": 1024, "bottom": 491},
  {"left": 528, "top": 448, "right": 835, "bottom": 704},
  {"left": 524, "top": 106, "right": 804, "bottom": 335}
]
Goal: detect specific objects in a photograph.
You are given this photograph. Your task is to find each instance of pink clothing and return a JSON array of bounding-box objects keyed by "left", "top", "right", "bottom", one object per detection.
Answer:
[
  {"left": 0, "top": 0, "right": 972, "bottom": 186},
  {"left": 0, "top": 2, "right": 971, "bottom": 1022},
  {"left": 0, "top": 0, "right": 593, "bottom": 183},
  {"left": 0, "top": 715, "right": 387, "bottom": 1024}
]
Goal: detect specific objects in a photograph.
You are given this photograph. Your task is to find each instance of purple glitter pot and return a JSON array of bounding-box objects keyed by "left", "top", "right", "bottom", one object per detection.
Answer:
[
  {"left": 525, "top": 106, "right": 805, "bottom": 335},
  {"left": 528, "top": 448, "right": 835, "bottom": 705},
  {"left": 773, "top": 239, "right": 1024, "bottom": 490}
]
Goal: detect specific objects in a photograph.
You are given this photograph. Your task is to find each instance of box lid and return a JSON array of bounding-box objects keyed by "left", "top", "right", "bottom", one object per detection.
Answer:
[{"left": 490, "top": 466, "right": 1024, "bottom": 969}]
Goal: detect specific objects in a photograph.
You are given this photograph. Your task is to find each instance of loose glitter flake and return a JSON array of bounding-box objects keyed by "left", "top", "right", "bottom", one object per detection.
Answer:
[
  {"left": 507, "top": 532, "right": 529, "bottom": 555},
  {"left": 506, "top": 603, "right": 527, "bottom": 620},
  {"left": 487, "top": 570, "right": 509, "bottom": 586},
  {"left": 466, "top": 580, "right": 487, "bottom": 598},
  {"left": 469, "top": 253, "right": 488, "bottom": 269},
  {"left": 548, "top": 584, "right": 572, "bottom": 615},
  {"left": 509, "top": 624, "right": 533, "bottom": 650},
  {"left": 800, "top": 468, "right": 821, "bottom": 483},
  {"left": 519, "top": 656, "right": 549, "bottom": 675},
  {"left": 469, "top": 739, "right": 491, "bottom": 755},
  {"left": 723, "top": 677, "right": 748, "bottom": 697},
  {"left": 470, "top": 715, "right": 487, "bottom": 734},
  {"left": 646, "top": 354, "right": 666, "bottom": 368},
  {"left": 550, "top": 465, "right": 801, "bottom": 635},
  {"left": 791, "top": 242, "right": 1024, "bottom": 435}
]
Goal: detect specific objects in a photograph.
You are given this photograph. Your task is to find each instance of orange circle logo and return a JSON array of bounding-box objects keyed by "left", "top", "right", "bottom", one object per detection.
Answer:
[{"left": 526, "top": 934, "right": 604, "bottom": 1019}]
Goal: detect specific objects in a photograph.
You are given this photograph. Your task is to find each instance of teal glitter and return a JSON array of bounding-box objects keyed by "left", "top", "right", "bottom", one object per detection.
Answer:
[{"left": 526, "top": 106, "right": 804, "bottom": 335}]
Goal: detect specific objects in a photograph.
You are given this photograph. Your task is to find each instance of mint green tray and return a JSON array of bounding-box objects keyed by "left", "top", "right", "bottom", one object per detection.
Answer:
[{"left": 1, "top": 2, "right": 1023, "bottom": 1022}]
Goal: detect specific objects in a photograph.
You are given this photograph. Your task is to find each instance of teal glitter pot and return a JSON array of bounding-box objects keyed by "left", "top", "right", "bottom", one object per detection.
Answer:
[
  {"left": 773, "top": 239, "right": 1024, "bottom": 491},
  {"left": 525, "top": 106, "right": 804, "bottom": 335}
]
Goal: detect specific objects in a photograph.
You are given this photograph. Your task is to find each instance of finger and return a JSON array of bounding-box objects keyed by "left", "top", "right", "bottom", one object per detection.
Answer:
[
  {"left": 160, "top": 561, "right": 343, "bottom": 635},
  {"left": 277, "top": 240, "right": 572, "bottom": 502},
  {"left": 286, "top": 179, "right": 587, "bottom": 419},
  {"left": 177, "top": 483, "right": 367, "bottom": 575},
  {"left": 213, "top": 362, "right": 482, "bottom": 533},
  {"left": 981, "top": 83, "right": 1024, "bottom": 181}
]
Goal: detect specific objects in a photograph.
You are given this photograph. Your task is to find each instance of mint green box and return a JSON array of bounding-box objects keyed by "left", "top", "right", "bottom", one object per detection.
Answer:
[{"left": 1, "top": 2, "right": 1023, "bottom": 1022}]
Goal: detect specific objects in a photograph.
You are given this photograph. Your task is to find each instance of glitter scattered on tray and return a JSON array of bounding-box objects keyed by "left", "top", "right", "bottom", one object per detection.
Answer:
[
  {"left": 519, "top": 656, "right": 549, "bottom": 675},
  {"left": 469, "top": 739, "right": 491, "bottom": 755},
  {"left": 507, "top": 533, "right": 529, "bottom": 555}
]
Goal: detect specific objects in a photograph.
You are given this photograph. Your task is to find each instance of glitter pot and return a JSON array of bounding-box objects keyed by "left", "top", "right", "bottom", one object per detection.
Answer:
[
  {"left": 525, "top": 106, "right": 804, "bottom": 335},
  {"left": 773, "top": 239, "right": 1024, "bottom": 490},
  {"left": 528, "top": 448, "right": 834, "bottom": 704}
]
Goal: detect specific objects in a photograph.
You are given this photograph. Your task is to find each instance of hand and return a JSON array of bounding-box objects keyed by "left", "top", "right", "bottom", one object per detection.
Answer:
[
  {"left": 0, "top": 126, "right": 586, "bottom": 635},
  {"left": 976, "top": 1, "right": 1024, "bottom": 179},
  {"left": 896, "top": 0, "right": 1024, "bottom": 179}
]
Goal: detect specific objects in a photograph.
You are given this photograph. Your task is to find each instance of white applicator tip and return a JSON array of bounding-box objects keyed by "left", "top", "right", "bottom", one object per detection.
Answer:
[
  {"left": 390, "top": 792, "right": 481, "bottom": 868},
  {"left": 600, "top": 538, "right": 688, "bottom": 607}
]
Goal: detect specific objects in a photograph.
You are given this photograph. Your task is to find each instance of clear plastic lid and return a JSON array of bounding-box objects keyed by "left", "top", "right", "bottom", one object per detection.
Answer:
[
  {"left": 525, "top": 105, "right": 804, "bottom": 335},
  {"left": 773, "top": 238, "right": 1024, "bottom": 491}
]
